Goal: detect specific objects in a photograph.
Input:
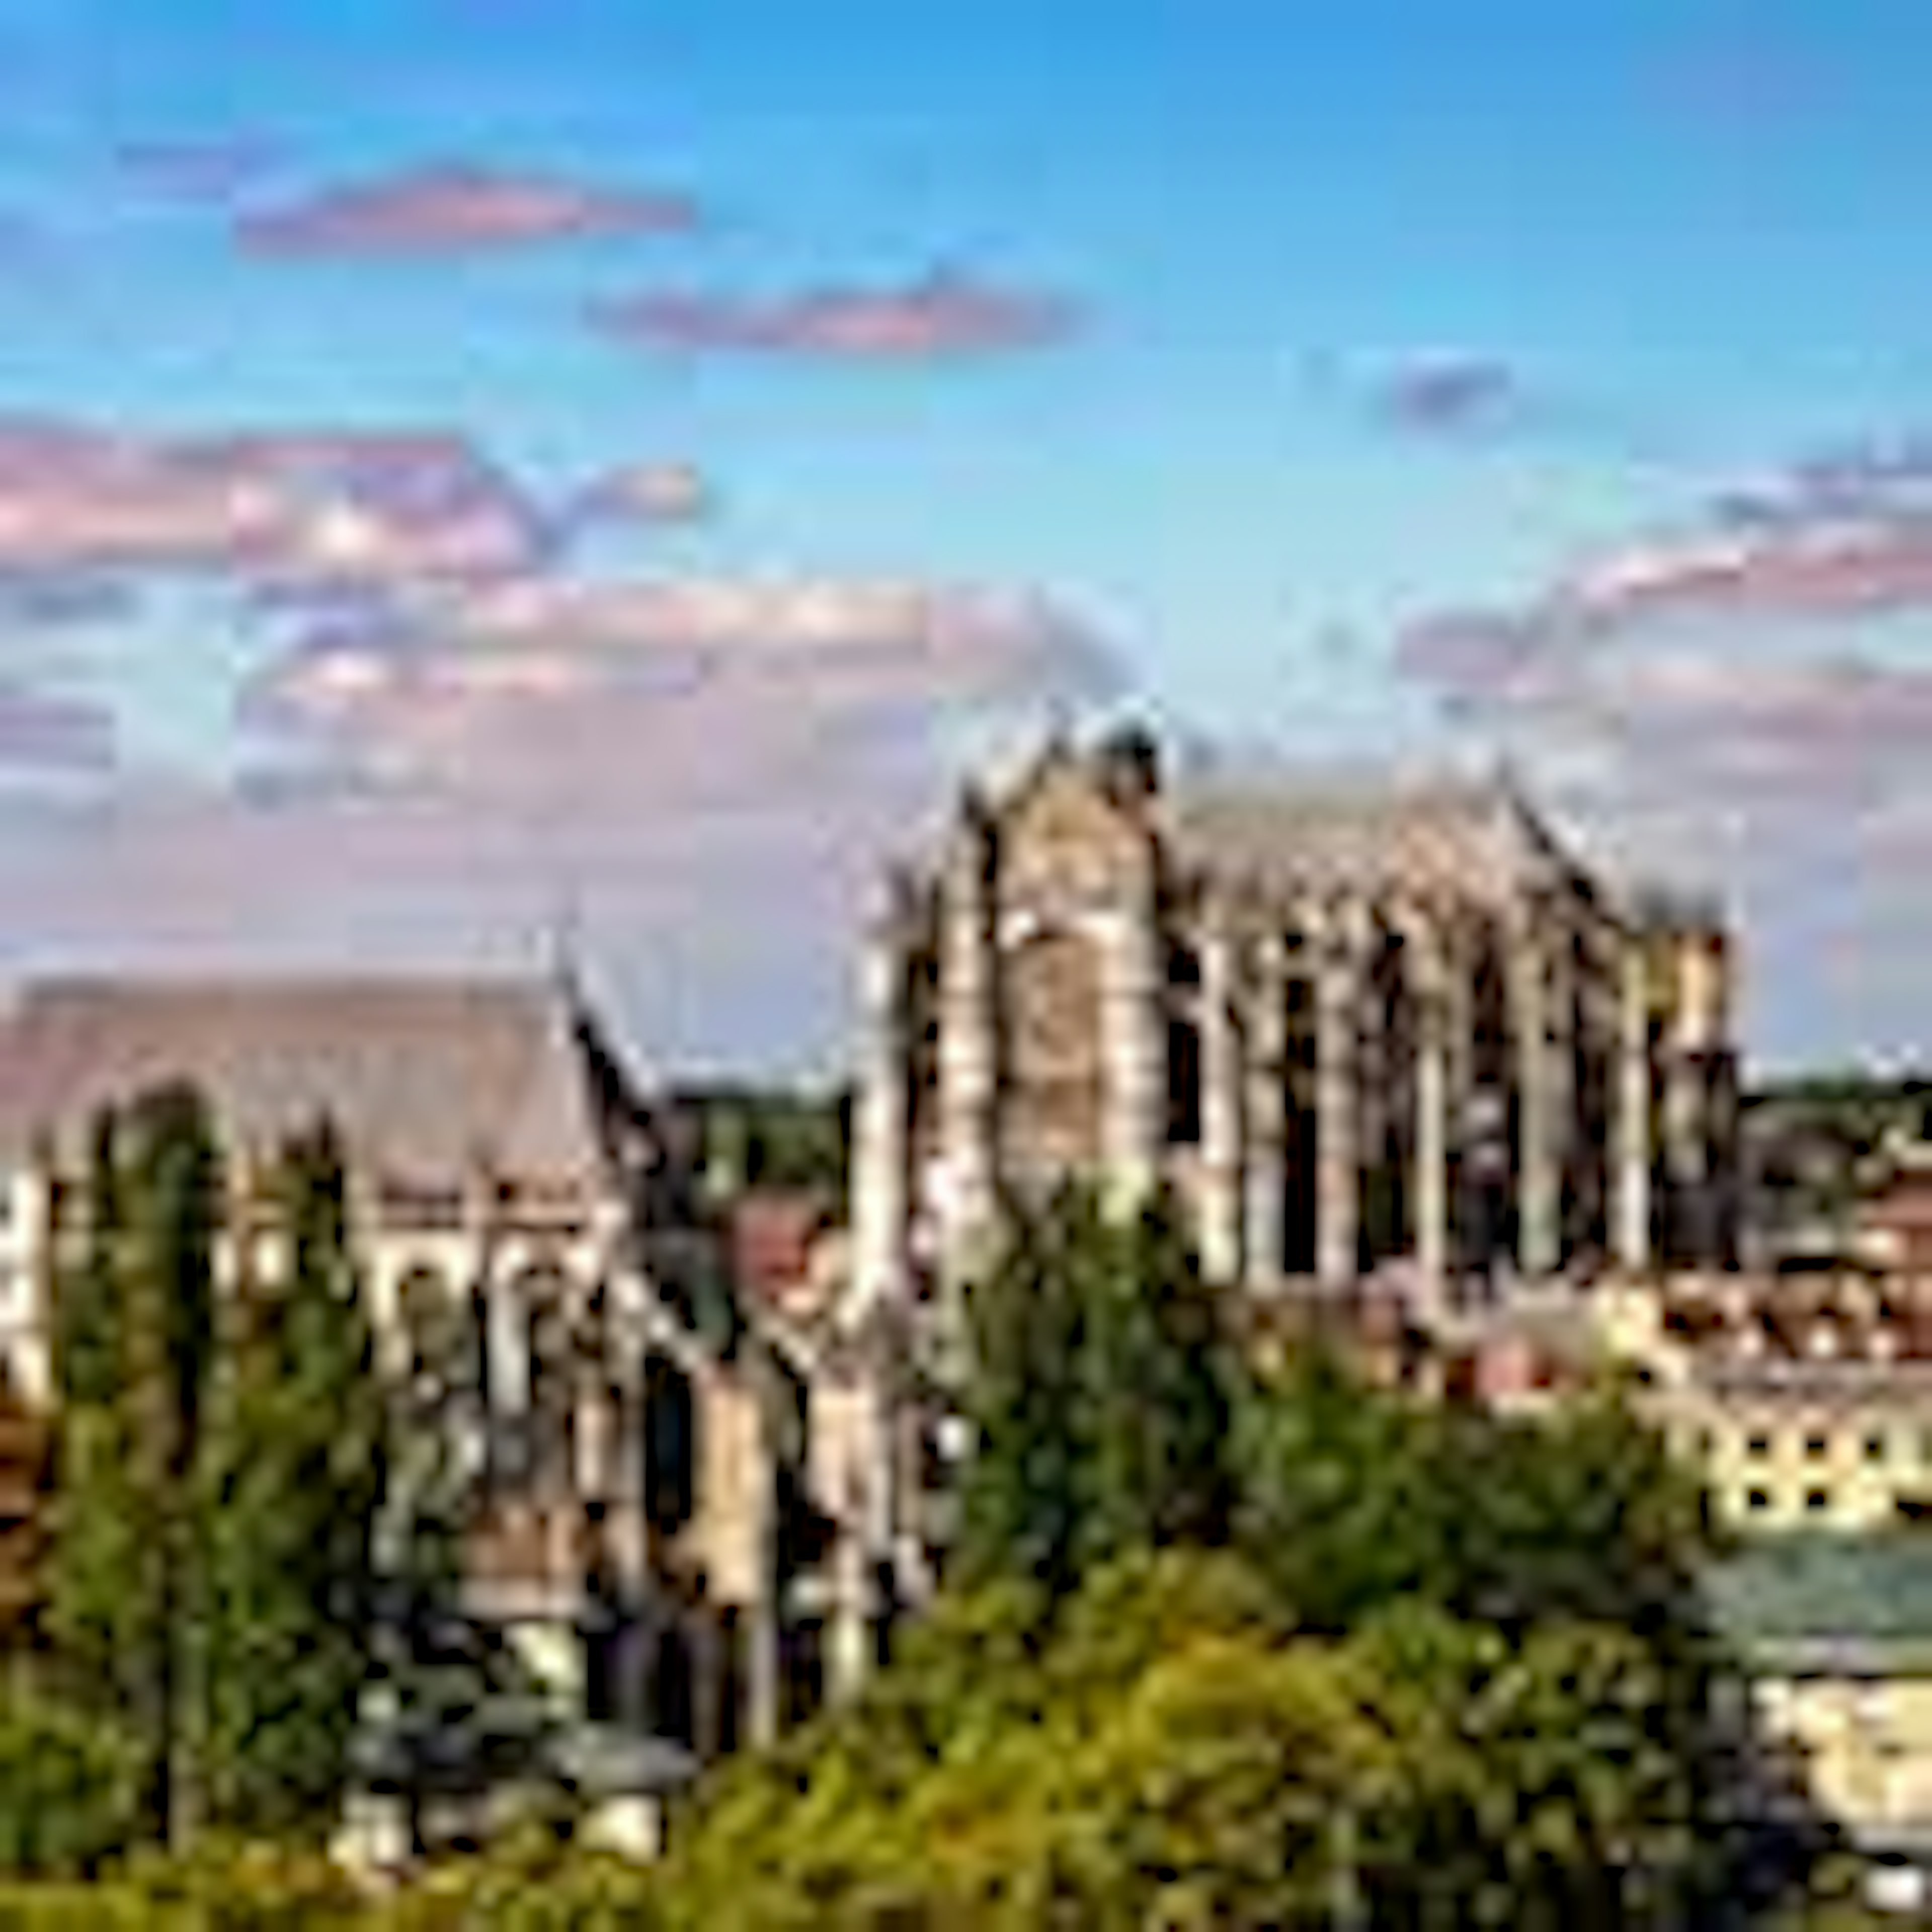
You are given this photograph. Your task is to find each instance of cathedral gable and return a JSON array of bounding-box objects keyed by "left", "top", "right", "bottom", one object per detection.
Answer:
[{"left": 995, "top": 751, "right": 1151, "bottom": 912}]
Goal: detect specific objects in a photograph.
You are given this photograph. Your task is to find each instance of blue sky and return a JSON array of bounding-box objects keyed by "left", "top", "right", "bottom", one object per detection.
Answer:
[{"left": 0, "top": 0, "right": 1927, "bottom": 1073}]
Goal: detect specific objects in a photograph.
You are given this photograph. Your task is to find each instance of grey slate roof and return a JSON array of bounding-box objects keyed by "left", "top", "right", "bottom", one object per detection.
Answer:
[
  {"left": 1705, "top": 1534, "right": 1932, "bottom": 1673},
  {"left": 1163, "top": 768, "right": 1578, "bottom": 910},
  {"left": 0, "top": 975, "right": 610, "bottom": 1184}
]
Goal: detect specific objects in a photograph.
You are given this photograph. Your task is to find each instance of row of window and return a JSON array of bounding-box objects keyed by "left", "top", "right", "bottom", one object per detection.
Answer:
[
  {"left": 1687, "top": 1425, "right": 1932, "bottom": 1467},
  {"left": 1739, "top": 1487, "right": 1841, "bottom": 1516}
]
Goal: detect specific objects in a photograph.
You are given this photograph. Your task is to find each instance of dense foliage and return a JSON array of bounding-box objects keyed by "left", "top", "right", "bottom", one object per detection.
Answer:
[
  {"left": 198, "top": 1122, "right": 387, "bottom": 1841},
  {"left": 645, "top": 1182, "right": 1752, "bottom": 1927},
  {"left": 652, "top": 1549, "right": 1706, "bottom": 1929},
  {"left": 43, "top": 1093, "right": 395, "bottom": 1859},
  {"left": 688, "top": 1085, "right": 851, "bottom": 1204},
  {"left": 0, "top": 1167, "right": 1797, "bottom": 1924},
  {"left": 956, "top": 1181, "right": 1240, "bottom": 1600}
]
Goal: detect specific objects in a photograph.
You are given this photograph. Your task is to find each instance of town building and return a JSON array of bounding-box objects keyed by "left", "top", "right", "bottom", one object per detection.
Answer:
[{"left": 1594, "top": 1273, "right": 1932, "bottom": 1534}]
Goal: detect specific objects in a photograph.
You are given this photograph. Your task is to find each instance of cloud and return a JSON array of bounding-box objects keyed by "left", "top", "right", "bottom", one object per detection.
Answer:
[
  {"left": 1368, "top": 356, "right": 1529, "bottom": 436},
  {"left": 0, "top": 416, "right": 550, "bottom": 598},
  {"left": 1391, "top": 428, "right": 1932, "bottom": 1066},
  {"left": 0, "top": 683, "right": 113, "bottom": 772},
  {"left": 117, "top": 137, "right": 285, "bottom": 204},
  {"left": 0, "top": 570, "right": 136, "bottom": 631},
  {"left": 235, "top": 161, "right": 700, "bottom": 258},
  {"left": 566, "top": 461, "right": 714, "bottom": 538},
  {"left": 589, "top": 268, "right": 1081, "bottom": 361},
  {"left": 244, "top": 572, "right": 1118, "bottom": 805},
  {"left": 0, "top": 567, "right": 1115, "bottom": 1069}
]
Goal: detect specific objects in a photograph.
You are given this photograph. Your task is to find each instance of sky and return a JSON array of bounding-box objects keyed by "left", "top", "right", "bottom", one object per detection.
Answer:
[{"left": 0, "top": 1, "right": 1927, "bottom": 1076}]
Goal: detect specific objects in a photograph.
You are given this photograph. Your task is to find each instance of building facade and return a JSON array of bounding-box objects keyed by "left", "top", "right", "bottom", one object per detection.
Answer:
[
  {"left": 0, "top": 974, "right": 887, "bottom": 1854},
  {"left": 850, "top": 728, "right": 1741, "bottom": 1348}
]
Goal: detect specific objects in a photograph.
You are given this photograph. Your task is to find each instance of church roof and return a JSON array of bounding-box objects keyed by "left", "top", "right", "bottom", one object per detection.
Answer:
[
  {"left": 1163, "top": 768, "right": 1575, "bottom": 909},
  {"left": 0, "top": 974, "right": 614, "bottom": 1184}
]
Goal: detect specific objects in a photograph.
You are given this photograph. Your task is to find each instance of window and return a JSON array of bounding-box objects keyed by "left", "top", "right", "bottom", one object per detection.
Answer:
[
  {"left": 583, "top": 1619, "right": 623, "bottom": 1724},
  {"left": 652, "top": 1626, "right": 696, "bottom": 1748},
  {"left": 1805, "top": 1433, "right": 1828, "bottom": 1461},
  {"left": 397, "top": 1264, "right": 457, "bottom": 1385},
  {"left": 1165, "top": 1017, "right": 1201, "bottom": 1147},
  {"left": 1868, "top": 1432, "right": 1890, "bottom": 1464},
  {"left": 644, "top": 1354, "right": 698, "bottom": 1535},
  {"left": 1747, "top": 1434, "right": 1770, "bottom": 1460},
  {"left": 519, "top": 1266, "right": 573, "bottom": 1483},
  {"left": 1747, "top": 1489, "right": 1770, "bottom": 1513},
  {"left": 1806, "top": 1489, "right": 1830, "bottom": 1514}
]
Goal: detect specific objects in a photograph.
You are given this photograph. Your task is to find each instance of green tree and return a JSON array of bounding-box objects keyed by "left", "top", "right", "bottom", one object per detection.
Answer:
[
  {"left": 954, "top": 1180, "right": 1241, "bottom": 1602},
  {"left": 47, "top": 1083, "right": 219, "bottom": 1852},
  {"left": 198, "top": 1120, "right": 386, "bottom": 1841},
  {"left": 47, "top": 1113, "right": 156, "bottom": 1731},
  {"left": 0, "top": 1678, "right": 144, "bottom": 1877},
  {"left": 656, "top": 1550, "right": 1715, "bottom": 1931}
]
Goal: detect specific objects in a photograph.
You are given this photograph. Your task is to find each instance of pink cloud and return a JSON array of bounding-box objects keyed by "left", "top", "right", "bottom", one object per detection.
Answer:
[
  {"left": 0, "top": 416, "right": 548, "bottom": 595},
  {"left": 246, "top": 572, "right": 1117, "bottom": 798},
  {"left": 0, "top": 682, "right": 114, "bottom": 772},
  {"left": 235, "top": 161, "right": 700, "bottom": 258},
  {"left": 567, "top": 461, "right": 714, "bottom": 536},
  {"left": 0, "top": 566, "right": 1114, "bottom": 1067},
  {"left": 589, "top": 268, "right": 1080, "bottom": 361}
]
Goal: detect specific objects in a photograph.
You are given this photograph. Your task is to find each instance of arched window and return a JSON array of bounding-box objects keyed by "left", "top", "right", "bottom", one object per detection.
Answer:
[
  {"left": 643, "top": 1353, "right": 697, "bottom": 1535},
  {"left": 396, "top": 1264, "right": 458, "bottom": 1387},
  {"left": 519, "top": 1265, "right": 573, "bottom": 1485},
  {"left": 651, "top": 1625, "right": 695, "bottom": 1748},
  {"left": 1004, "top": 927, "right": 1105, "bottom": 1174},
  {"left": 1165, "top": 1014, "right": 1201, "bottom": 1146}
]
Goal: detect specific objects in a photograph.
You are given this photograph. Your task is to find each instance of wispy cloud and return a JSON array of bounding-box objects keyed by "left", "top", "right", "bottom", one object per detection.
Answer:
[
  {"left": 235, "top": 160, "right": 700, "bottom": 258},
  {"left": 0, "top": 681, "right": 115, "bottom": 772},
  {"left": 1395, "top": 429, "right": 1932, "bottom": 841},
  {"left": 0, "top": 566, "right": 1116, "bottom": 1064},
  {"left": 566, "top": 461, "right": 714, "bottom": 538},
  {"left": 1367, "top": 355, "right": 1530, "bottom": 436},
  {"left": 117, "top": 137, "right": 285, "bottom": 204},
  {"left": 246, "top": 572, "right": 1116, "bottom": 798},
  {"left": 0, "top": 416, "right": 555, "bottom": 599},
  {"left": 589, "top": 268, "right": 1081, "bottom": 361}
]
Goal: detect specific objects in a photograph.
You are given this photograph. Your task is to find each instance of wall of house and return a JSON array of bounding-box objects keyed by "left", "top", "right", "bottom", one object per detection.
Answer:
[{"left": 1756, "top": 1672, "right": 1932, "bottom": 1845}]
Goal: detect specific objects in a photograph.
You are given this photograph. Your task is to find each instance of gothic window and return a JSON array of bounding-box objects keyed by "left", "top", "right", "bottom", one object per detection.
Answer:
[
  {"left": 519, "top": 1266, "right": 573, "bottom": 1486},
  {"left": 397, "top": 1264, "right": 461, "bottom": 1388},
  {"left": 1166, "top": 1015, "right": 1201, "bottom": 1146},
  {"left": 1004, "top": 927, "right": 1105, "bottom": 1172},
  {"left": 652, "top": 1625, "right": 696, "bottom": 1748},
  {"left": 643, "top": 1353, "right": 697, "bottom": 1535}
]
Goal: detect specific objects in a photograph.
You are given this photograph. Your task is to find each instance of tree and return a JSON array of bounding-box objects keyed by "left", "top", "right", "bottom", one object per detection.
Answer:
[
  {"left": 47, "top": 1083, "right": 219, "bottom": 1851},
  {"left": 198, "top": 1120, "right": 386, "bottom": 1841},
  {"left": 953, "top": 1180, "right": 1241, "bottom": 1602},
  {"left": 654, "top": 1550, "right": 1716, "bottom": 1931},
  {"left": 0, "top": 1677, "right": 144, "bottom": 1877},
  {"left": 46, "top": 1112, "right": 156, "bottom": 1727}
]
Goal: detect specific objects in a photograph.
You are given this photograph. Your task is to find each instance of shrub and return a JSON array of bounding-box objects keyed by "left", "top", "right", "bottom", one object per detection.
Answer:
[{"left": 0, "top": 1686, "right": 144, "bottom": 1879}]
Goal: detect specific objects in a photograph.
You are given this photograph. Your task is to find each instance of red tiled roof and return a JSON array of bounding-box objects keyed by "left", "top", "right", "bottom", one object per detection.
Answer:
[{"left": 729, "top": 1190, "right": 830, "bottom": 1307}]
